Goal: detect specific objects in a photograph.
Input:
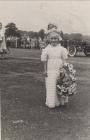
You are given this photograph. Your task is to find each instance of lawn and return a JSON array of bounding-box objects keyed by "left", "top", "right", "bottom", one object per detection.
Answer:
[{"left": 1, "top": 48, "right": 90, "bottom": 140}]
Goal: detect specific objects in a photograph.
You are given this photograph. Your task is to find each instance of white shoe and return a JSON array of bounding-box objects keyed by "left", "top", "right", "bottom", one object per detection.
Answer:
[{"left": 45, "top": 103, "right": 55, "bottom": 108}]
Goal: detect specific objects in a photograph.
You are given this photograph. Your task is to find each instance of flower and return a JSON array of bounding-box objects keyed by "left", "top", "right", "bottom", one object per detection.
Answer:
[
  {"left": 68, "top": 64, "right": 73, "bottom": 72},
  {"left": 57, "top": 63, "right": 77, "bottom": 97}
]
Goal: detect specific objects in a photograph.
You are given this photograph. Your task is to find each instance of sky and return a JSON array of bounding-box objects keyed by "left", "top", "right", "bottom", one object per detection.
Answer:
[{"left": 0, "top": 1, "right": 90, "bottom": 35}]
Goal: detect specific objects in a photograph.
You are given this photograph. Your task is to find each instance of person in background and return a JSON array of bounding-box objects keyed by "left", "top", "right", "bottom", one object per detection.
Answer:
[
  {"left": 41, "top": 24, "right": 68, "bottom": 108},
  {"left": 0, "top": 22, "right": 7, "bottom": 59}
]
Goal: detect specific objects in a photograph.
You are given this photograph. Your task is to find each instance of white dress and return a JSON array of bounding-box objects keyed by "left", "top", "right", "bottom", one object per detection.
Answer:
[
  {"left": 0, "top": 28, "right": 6, "bottom": 52},
  {"left": 41, "top": 44, "right": 68, "bottom": 108}
]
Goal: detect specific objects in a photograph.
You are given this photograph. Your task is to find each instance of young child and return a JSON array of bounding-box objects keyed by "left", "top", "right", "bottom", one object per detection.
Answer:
[
  {"left": 0, "top": 22, "right": 7, "bottom": 58},
  {"left": 41, "top": 23, "right": 68, "bottom": 108}
]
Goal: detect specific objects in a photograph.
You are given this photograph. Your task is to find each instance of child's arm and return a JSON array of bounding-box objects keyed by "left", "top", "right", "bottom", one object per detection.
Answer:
[
  {"left": 41, "top": 47, "right": 48, "bottom": 77},
  {"left": 42, "top": 61, "right": 47, "bottom": 77}
]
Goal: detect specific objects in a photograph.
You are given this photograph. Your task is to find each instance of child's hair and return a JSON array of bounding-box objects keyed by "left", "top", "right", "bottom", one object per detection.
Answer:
[{"left": 47, "top": 23, "right": 57, "bottom": 30}]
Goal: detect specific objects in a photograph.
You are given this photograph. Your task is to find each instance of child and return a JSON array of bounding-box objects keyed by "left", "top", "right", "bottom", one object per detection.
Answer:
[
  {"left": 0, "top": 22, "right": 7, "bottom": 58},
  {"left": 41, "top": 24, "right": 68, "bottom": 108}
]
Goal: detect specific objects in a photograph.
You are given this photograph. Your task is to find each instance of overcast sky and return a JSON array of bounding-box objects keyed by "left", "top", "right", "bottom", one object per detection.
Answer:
[{"left": 0, "top": 1, "right": 90, "bottom": 35}]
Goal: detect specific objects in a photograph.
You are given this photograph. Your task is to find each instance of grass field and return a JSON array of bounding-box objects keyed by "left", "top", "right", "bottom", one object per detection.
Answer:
[{"left": 1, "top": 48, "right": 90, "bottom": 140}]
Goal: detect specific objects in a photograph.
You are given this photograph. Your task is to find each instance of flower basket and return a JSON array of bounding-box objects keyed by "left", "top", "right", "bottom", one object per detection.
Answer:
[{"left": 57, "top": 63, "right": 77, "bottom": 97}]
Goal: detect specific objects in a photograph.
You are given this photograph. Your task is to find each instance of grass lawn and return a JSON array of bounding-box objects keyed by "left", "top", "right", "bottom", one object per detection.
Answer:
[{"left": 1, "top": 48, "right": 90, "bottom": 140}]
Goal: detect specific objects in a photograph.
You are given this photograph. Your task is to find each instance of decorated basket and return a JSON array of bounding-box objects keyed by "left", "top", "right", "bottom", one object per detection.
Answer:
[{"left": 57, "top": 63, "right": 77, "bottom": 97}]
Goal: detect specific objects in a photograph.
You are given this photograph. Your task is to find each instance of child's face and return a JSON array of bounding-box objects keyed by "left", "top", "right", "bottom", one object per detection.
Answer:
[{"left": 50, "top": 37, "right": 59, "bottom": 46}]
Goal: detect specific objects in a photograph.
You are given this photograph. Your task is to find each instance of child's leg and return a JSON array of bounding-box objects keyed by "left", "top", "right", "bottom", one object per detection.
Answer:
[
  {"left": 60, "top": 96, "right": 65, "bottom": 105},
  {"left": 60, "top": 96, "right": 69, "bottom": 105},
  {"left": 64, "top": 96, "right": 69, "bottom": 103},
  {"left": 45, "top": 72, "right": 60, "bottom": 108}
]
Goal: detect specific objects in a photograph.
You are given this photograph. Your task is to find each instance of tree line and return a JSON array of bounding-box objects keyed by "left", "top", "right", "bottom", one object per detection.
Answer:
[
  {"left": 5, "top": 22, "right": 45, "bottom": 41},
  {"left": 5, "top": 22, "right": 90, "bottom": 48}
]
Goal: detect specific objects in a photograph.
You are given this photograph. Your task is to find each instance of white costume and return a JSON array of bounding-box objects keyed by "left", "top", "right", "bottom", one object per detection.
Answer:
[
  {"left": 0, "top": 28, "right": 6, "bottom": 52},
  {"left": 41, "top": 44, "right": 68, "bottom": 108}
]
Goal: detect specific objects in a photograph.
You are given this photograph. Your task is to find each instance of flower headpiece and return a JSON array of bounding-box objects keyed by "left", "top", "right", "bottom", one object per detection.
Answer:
[{"left": 46, "top": 23, "right": 62, "bottom": 41}]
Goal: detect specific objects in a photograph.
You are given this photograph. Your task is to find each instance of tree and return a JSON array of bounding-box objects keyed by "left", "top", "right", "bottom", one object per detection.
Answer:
[
  {"left": 5, "top": 22, "right": 20, "bottom": 37},
  {"left": 63, "top": 33, "right": 83, "bottom": 41},
  {"left": 69, "top": 33, "right": 83, "bottom": 41},
  {"left": 28, "top": 31, "right": 38, "bottom": 38},
  {"left": 38, "top": 29, "right": 45, "bottom": 40}
]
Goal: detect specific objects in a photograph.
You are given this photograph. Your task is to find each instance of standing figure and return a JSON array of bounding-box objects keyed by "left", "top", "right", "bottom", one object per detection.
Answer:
[
  {"left": 41, "top": 24, "right": 68, "bottom": 108},
  {"left": 0, "top": 22, "right": 7, "bottom": 58}
]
